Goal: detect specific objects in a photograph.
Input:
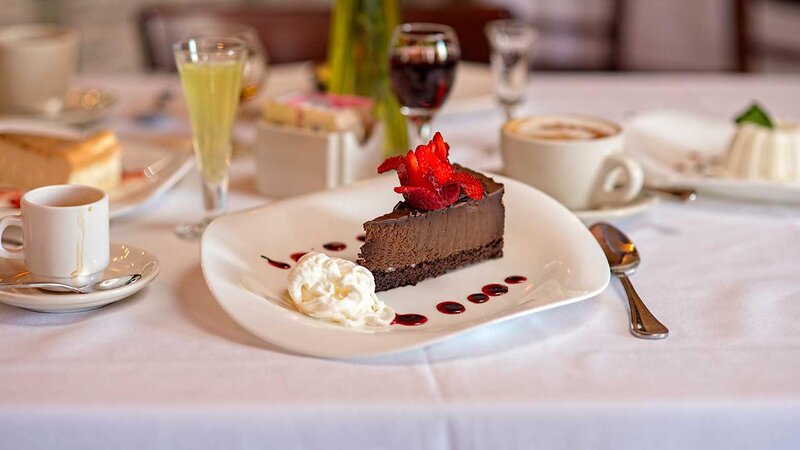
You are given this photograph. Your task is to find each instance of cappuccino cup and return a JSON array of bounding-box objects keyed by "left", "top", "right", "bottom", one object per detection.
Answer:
[
  {"left": 0, "top": 185, "right": 109, "bottom": 288},
  {"left": 0, "top": 24, "right": 79, "bottom": 114},
  {"left": 501, "top": 114, "right": 643, "bottom": 210}
]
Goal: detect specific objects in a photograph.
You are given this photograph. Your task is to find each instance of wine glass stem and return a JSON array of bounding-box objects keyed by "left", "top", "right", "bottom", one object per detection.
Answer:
[
  {"left": 410, "top": 116, "right": 433, "bottom": 144},
  {"left": 201, "top": 174, "right": 229, "bottom": 223},
  {"left": 501, "top": 101, "right": 517, "bottom": 122}
]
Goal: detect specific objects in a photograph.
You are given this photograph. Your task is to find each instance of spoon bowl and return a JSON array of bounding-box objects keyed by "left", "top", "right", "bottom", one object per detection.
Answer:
[{"left": 590, "top": 222, "right": 641, "bottom": 274}]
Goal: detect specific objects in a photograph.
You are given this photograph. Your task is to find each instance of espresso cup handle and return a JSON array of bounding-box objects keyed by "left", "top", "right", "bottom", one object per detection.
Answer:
[
  {"left": 593, "top": 154, "right": 644, "bottom": 207},
  {"left": 0, "top": 215, "right": 24, "bottom": 260}
]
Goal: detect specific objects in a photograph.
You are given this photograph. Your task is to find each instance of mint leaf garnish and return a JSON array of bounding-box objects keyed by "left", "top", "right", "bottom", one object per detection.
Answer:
[{"left": 735, "top": 103, "right": 774, "bottom": 128}]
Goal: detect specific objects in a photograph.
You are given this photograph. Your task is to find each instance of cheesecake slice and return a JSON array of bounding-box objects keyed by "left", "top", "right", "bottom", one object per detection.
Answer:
[
  {"left": 357, "top": 132, "right": 505, "bottom": 292},
  {"left": 358, "top": 167, "right": 505, "bottom": 291},
  {"left": 0, "top": 130, "right": 122, "bottom": 192}
]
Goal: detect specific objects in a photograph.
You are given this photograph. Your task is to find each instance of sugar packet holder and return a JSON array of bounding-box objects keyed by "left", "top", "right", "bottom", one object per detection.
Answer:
[{"left": 255, "top": 120, "right": 385, "bottom": 198}]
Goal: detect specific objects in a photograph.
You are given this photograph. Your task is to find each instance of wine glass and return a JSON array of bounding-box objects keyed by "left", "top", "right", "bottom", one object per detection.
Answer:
[
  {"left": 173, "top": 36, "right": 246, "bottom": 240},
  {"left": 174, "top": 22, "right": 268, "bottom": 102},
  {"left": 389, "top": 23, "right": 460, "bottom": 144},
  {"left": 485, "top": 20, "right": 536, "bottom": 121}
]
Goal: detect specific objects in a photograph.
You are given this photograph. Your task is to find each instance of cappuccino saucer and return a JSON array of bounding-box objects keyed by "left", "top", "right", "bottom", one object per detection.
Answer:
[
  {"left": 573, "top": 192, "right": 659, "bottom": 225},
  {"left": 0, "top": 243, "right": 159, "bottom": 313}
]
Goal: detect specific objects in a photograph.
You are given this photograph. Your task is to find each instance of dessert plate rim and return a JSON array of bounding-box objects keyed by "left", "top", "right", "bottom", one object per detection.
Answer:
[
  {"left": 625, "top": 108, "right": 800, "bottom": 205},
  {"left": 201, "top": 173, "right": 611, "bottom": 359}
]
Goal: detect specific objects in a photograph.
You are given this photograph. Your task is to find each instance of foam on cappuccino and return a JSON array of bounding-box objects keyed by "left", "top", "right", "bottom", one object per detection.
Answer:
[{"left": 505, "top": 115, "right": 619, "bottom": 141}]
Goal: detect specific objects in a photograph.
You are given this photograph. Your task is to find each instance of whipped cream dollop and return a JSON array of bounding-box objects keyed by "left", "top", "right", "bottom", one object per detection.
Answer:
[{"left": 287, "top": 252, "right": 395, "bottom": 328}]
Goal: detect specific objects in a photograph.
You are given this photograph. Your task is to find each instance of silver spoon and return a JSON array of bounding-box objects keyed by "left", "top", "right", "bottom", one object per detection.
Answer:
[
  {"left": 0, "top": 274, "right": 142, "bottom": 294},
  {"left": 589, "top": 222, "right": 669, "bottom": 339}
]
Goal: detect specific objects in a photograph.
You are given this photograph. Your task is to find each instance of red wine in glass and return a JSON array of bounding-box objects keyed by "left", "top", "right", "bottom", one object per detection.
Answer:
[
  {"left": 389, "top": 23, "right": 460, "bottom": 143},
  {"left": 390, "top": 47, "right": 459, "bottom": 112}
]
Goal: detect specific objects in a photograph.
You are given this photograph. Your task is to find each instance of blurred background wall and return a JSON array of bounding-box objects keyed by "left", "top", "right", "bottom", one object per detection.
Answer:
[{"left": 2, "top": 0, "right": 799, "bottom": 73}]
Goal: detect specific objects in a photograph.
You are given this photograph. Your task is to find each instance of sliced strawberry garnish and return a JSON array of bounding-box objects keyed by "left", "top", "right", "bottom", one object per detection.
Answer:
[
  {"left": 377, "top": 156, "right": 405, "bottom": 174},
  {"left": 453, "top": 172, "right": 485, "bottom": 200},
  {"left": 394, "top": 185, "right": 449, "bottom": 210},
  {"left": 376, "top": 132, "right": 487, "bottom": 210},
  {"left": 431, "top": 132, "right": 449, "bottom": 161},
  {"left": 405, "top": 150, "right": 423, "bottom": 186}
]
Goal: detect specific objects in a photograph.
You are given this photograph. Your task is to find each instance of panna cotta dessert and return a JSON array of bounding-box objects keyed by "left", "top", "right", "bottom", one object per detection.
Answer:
[
  {"left": 722, "top": 104, "right": 800, "bottom": 183},
  {"left": 723, "top": 122, "right": 800, "bottom": 183}
]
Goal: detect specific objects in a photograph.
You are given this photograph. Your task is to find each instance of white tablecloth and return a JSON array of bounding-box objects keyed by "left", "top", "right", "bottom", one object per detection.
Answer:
[{"left": 1, "top": 68, "right": 799, "bottom": 450}]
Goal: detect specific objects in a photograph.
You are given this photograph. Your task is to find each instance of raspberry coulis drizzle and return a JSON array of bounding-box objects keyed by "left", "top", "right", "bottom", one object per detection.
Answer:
[
  {"left": 260, "top": 255, "right": 290, "bottom": 269},
  {"left": 436, "top": 301, "right": 466, "bottom": 314},
  {"left": 323, "top": 242, "right": 346, "bottom": 251},
  {"left": 482, "top": 283, "right": 509, "bottom": 296},
  {"left": 392, "top": 313, "right": 428, "bottom": 326},
  {"left": 290, "top": 252, "right": 308, "bottom": 262},
  {"left": 504, "top": 275, "right": 527, "bottom": 284}
]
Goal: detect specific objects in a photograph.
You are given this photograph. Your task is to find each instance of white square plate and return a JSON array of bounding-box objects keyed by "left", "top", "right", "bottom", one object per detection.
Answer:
[{"left": 201, "top": 174, "right": 610, "bottom": 359}]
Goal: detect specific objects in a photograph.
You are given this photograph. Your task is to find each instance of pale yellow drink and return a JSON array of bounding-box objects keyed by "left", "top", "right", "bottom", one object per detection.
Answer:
[{"left": 177, "top": 60, "right": 243, "bottom": 183}]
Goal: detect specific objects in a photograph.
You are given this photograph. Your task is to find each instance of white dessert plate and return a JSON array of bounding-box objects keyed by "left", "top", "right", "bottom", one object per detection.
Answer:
[
  {"left": 574, "top": 192, "right": 659, "bottom": 225},
  {"left": 0, "top": 243, "right": 159, "bottom": 313},
  {"left": 0, "top": 119, "right": 194, "bottom": 219},
  {"left": 625, "top": 109, "right": 800, "bottom": 204},
  {"left": 201, "top": 174, "right": 610, "bottom": 359}
]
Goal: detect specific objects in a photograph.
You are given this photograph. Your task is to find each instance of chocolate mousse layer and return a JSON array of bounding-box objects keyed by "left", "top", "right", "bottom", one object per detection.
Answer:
[{"left": 358, "top": 167, "right": 505, "bottom": 291}]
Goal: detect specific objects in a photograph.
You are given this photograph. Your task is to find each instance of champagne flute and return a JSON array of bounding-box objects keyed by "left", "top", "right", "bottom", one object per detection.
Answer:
[
  {"left": 173, "top": 36, "right": 246, "bottom": 240},
  {"left": 389, "top": 23, "right": 460, "bottom": 144},
  {"left": 485, "top": 20, "right": 536, "bottom": 121},
  {"left": 175, "top": 23, "right": 268, "bottom": 102}
]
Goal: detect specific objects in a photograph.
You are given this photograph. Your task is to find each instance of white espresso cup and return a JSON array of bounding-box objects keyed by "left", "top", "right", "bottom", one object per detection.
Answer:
[
  {"left": 501, "top": 114, "right": 644, "bottom": 211},
  {"left": 0, "top": 24, "right": 79, "bottom": 114},
  {"left": 0, "top": 185, "right": 109, "bottom": 287}
]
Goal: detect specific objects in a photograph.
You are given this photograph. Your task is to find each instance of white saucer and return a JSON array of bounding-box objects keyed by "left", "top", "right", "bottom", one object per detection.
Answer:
[
  {"left": 573, "top": 192, "right": 659, "bottom": 225},
  {"left": 0, "top": 243, "right": 159, "bottom": 313}
]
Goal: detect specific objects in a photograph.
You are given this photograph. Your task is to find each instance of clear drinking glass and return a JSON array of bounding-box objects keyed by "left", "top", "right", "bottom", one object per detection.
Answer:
[
  {"left": 173, "top": 37, "right": 246, "bottom": 240},
  {"left": 189, "top": 24, "right": 268, "bottom": 102},
  {"left": 389, "top": 23, "right": 460, "bottom": 143},
  {"left": 485, "top": 20, "right": 537, "bottom": 120}
]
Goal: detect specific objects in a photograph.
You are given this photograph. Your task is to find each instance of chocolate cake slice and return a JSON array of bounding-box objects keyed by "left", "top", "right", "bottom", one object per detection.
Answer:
[{"left": 358, "top": 167, "right": 505, "bottom": 291}]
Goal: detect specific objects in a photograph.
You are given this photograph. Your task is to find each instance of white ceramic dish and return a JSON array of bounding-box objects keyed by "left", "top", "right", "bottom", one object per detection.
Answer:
[
  {"left": 625, "top": 109, "right": 800, "bottom": 204},
  {"left": 0, "top": 119, "right": 194, "bottom": 219},
  {"left": 0, "top": 242, "right": 159, "bottom": 313},
  {"left": 201, "top": 174, "right": 610, "bottom": 359},
  {"left": 574, "top": 192, "right": 659, "bottom": 225}
]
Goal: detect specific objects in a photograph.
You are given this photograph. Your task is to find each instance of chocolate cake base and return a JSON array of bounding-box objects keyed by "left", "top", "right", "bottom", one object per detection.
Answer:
[{"left": 370, "top": 238, "right": 503, "bottom": 292}]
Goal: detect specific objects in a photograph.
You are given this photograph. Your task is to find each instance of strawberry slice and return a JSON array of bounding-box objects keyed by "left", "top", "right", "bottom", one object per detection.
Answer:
[
  {"left": 425, "top": 149, "right": 454, "bottom": 184},
  {"left": 405, "top": 150, "right": 425, "bottom": 187},
  {"left": 431, "top": 132, "right": 449, "bottom": 161},
  {"left": 453, "top": 172, "right": 485, "bottom": 200},
  {"left": 395, "top": 185, "right": 448, "bottom": 210},
  {"left": 376, "top": 132, "right": 487, "bottom": 210},
  {"left": 377, "top": 156, "right": 405, "bottom": 174}
]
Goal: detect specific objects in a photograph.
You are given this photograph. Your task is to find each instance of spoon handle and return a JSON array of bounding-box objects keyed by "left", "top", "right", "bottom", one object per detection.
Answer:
[
  {"left": 618, "top": 274, "right": 669, "bottom": 339},
  {"left": 0, "top": 281, "right": 80, "bottom": 293},
  {"left": 645, "top": 186, "right": 696, "bottom": 202}
]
